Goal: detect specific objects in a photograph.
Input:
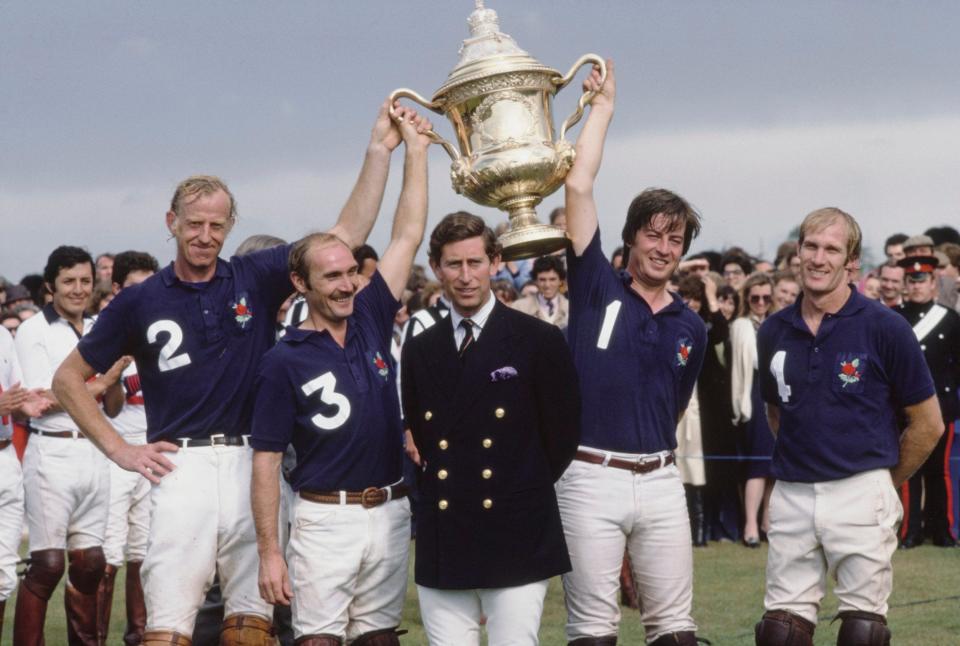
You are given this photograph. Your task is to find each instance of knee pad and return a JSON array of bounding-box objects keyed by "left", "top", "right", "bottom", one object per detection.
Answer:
[
  {"left": 221, "top": 613, "right": 277, "bottom": 646},
  {"left": 142, "top": 630, "right": 192, "bottom": 645},
  {"left": 351, "top": 627, "right": 407, "bottom": 645},
  {"left": 23, "top": 549, "right": 66, "bottom": 600},
  {"left": 568, "top": 637, "right": 618, "bottom": 646},
  {"left": 836, "top": 611, "right": 890, "bottom": 646},
  {"left": 649, "top": 631, "right": 699, "bottom": 646},
  {"left": 67, "top": 546, "right": 106, "bottom": 595},
  {"left": 293, "top": 636, "right": 342, "bottom": 646},
  {"left": 755, "top": 610, "right": 815, "bottom": 646}
]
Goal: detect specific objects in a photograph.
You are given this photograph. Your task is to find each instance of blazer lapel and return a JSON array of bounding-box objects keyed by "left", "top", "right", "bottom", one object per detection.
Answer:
[{"left": 449, "top": 302, "right": 519, "bottom": 425}]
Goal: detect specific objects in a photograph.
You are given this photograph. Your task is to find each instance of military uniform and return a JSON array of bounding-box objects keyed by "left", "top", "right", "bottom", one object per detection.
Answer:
[{"left": 896, "top": 293, "right": 960, "bottom": 547}]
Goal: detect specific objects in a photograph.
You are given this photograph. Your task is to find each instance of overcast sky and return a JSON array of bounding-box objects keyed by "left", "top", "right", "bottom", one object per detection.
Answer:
[{"left": 2, "top": 1, "right": 958, "bottom": 280}]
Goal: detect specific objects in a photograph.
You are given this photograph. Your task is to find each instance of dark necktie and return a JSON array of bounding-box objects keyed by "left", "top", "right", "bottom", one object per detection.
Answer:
[
  {"left": 458, "top": 319, "right": 475, "bottom": 359},
  {"left": 546, "top": 298, "right": 555, "bottom": 317}
]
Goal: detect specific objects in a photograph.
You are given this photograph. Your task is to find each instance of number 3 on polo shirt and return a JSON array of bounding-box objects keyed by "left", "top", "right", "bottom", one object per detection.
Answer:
[
  {"left": 301, "top": 371, "right": 351, "bottom": 430},
  {"left": 146, "top": 320, "right": 192, "bottom": 372}
]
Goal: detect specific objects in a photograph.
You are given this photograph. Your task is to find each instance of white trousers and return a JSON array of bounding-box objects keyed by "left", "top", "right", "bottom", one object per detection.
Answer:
[
  {"left": 102, "top": 456, "right": 151, "bottom": 566},
  {"left": 764, "top": 469, "right": 902, "bottom": 624},
  {"left": 556, "top": 454, "right": 696, "bottom": 641},
  {"left": 0, "top": 444, "right": 24, "bottom": 600},
  {"left": 143, "top": 444, "right": 269, "bottom": 634},
  {"left": 22, "top": 434, "right": 110, "bottom": 551},
  {"left": 417, "top": 579, "right": 549, "bottom": 646},
  {"left": 288, "top": 496, "right": 410, "bottom": 641}
]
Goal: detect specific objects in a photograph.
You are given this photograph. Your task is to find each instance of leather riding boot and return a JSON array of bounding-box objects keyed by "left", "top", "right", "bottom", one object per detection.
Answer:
[
  {"left": 66, "top": 581, "right": 101, "bottom": 645},
  {"left": 14, "top": 549, "right": 67, "bottom": 646},
  {"left": 220, "top": 613, "right": 278, "bottom": 645},
  {"left": 351, "top": 627, "right": 407, "bottom": 645},
  {"left": 143, "top": 630, "right": 193, "bottom": 645},
  {"left": 124, "top": 561, "right": 147, "bottom": 646},
  {"left": 836, "top": 611, "right": 890, "bottom": 646},
  {"left": 649, "top": 631, "right": 699, "bottom": 645},
  {"left": 0, "top": 599, "right": 5, "bottom": 644},
  {"left": 569, "top": 636, "right": 618, "bottom": 645},
  {"left": 755, "top": 609, "right": 815, "bottom": 646},
  {"left": 96, "top": 564, "right": 119, "bottom": 645},
  {"left": 293, "top": 636, "right": 342, "bottom": 646}
]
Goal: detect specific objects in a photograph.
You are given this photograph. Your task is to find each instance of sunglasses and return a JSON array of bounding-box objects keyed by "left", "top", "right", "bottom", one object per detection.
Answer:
[{"left": 749, "top": 294, "right": 772, "bottom": 304}]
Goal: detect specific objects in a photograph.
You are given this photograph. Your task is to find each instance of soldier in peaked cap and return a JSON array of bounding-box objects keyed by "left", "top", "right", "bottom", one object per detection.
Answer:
[{"left": 895, "top": 255, "right": 960, "bottom": 548}]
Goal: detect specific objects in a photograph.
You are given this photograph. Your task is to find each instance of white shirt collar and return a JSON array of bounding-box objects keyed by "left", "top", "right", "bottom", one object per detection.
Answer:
[{"left": 450, "top": 291, "right": 496, "bottom": 341}]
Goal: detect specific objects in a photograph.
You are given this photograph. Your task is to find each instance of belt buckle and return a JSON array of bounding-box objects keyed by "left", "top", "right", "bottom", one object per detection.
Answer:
[
  {"left": 359, "top": 486, "right": 381, "bottom": 509},
  {"left": 209, "top": 433, "right": 226, "bottom": 446}
]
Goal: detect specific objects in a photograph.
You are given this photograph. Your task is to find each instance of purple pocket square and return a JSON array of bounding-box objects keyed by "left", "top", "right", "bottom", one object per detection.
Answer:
[{"left": 490, "top": 366, "right": 518, "bottom": 382}]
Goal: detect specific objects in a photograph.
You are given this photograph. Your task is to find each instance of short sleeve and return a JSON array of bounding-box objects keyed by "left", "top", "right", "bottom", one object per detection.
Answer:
[
  {"left": 231, "top": 244, "right": 294, "bottom": 314},
  {"left": 882, "top": 314, "right": 936, "bottom": 407},
  {"left": 78, "top": 288, "right": 137, "bottom": 374},
  {"left": 678, "top": 316, "right": 708, "bottom": 413},
  {"left": 566, "top": 230, "right": 616, "bottom": 301},
  {"left": 756, "top": 319, "right": 778, "bottom": 405},
  {"left": 249, "top": 352, "right": 297, "bottom": 453},
  {"left": 353, "top": 271, "right": 400, "bottom": 349}
]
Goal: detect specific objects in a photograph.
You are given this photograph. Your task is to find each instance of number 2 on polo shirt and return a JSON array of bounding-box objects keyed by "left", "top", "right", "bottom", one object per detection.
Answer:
[
  {"left": 301, "top": 371, "right": 351, "bottom": 430},
  {"left": 146, "top": 320, "right": 192, "bottom": 372},
  {"left": 770, "top": 350, "right": 791, "bottom": 403}
]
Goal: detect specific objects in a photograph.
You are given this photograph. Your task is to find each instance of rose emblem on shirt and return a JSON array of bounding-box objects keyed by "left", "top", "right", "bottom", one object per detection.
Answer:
[
  {"left": 231, "top": 296, "right": 253, "bottom": 329},
  {"left": 372, "top": 351, "right": 389, "bottom": 378},
  {"left": 838, "top": 358, "right": 862, "bottom": 387},
  {"left": 676, "top": 337, "right": 692, "bottom": 367}
]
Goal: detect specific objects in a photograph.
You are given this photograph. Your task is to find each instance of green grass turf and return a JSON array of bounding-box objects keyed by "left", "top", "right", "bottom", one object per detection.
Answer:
[{"left": 3, "top": 541, "right": 958, "bottom": 644}]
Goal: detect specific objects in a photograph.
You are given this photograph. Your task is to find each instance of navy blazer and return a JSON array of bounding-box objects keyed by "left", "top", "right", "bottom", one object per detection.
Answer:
[{"left": 401, "top": 300, "right": 581, "bottom": 589}]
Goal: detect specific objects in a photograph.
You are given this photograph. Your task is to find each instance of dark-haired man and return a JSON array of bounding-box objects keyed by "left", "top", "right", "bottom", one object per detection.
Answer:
[
  {"left": 249, "top": 109, "right": 430, "bottom": 645},
  {"left": 401, "top": 212, "right": 580, "bottom": 645},
  {"left": 754, "top": 209, "right": 943, "bottom": 645},
  {"left": 559, "top": 60, "right": 707, "bottom": 645},
  {"left": 95, "top": 251, "right": 161, "bottom": 645},
  {"left": 884, "top": 233, "right": 908, "bottom": 263},
  {"left": 53, "top": 102, "right": 409, "bottom": 645},
  {"left": 895, "top": 255, "right": 960, "bottom": 548},
  {"left": 878, "top": 262, "right": 904, "bottom": 308},
  {"left": 14, "top": 245, "right": 128, "bottom": 645},
  {"left": 511, "top": 255, "right": 569, "bottom": 331}
]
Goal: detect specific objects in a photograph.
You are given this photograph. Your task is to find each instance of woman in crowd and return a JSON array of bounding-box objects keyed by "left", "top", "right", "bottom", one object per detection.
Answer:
[{"left": 730, "top": 272, "right": 776, "bottom": 547}]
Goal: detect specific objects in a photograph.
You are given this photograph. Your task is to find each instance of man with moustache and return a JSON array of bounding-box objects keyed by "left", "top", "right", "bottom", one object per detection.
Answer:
[
  {"left": 14, "top": 246, "right": 128, "bottom": 645},
  {"left": 52, "top": 102, "right": 411, "bottom": 645},
  {"left": 754, "top": 209, "right": 944, "bottom": 645},
  {"left": 401, "top": 212, "right": 580, "bottom": 645},
  {"left": 558, "top": 59, "right": 708, "bottom": 645},
  {"left": 249, "top": 109, "right": 430, "bottom": 646},
  {"left": 894, "top": 255, "right": 960, "bottom": 548}
]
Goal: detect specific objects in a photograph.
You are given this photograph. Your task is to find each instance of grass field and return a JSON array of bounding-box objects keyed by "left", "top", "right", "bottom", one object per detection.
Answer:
[{"left": 3, "top": 541, "right": 958, "bottom": 645}]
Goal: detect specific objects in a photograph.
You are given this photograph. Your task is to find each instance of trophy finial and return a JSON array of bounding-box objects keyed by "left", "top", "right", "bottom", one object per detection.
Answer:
[{"left": 467, "top": 0, "right": 500, "bottom": 38}]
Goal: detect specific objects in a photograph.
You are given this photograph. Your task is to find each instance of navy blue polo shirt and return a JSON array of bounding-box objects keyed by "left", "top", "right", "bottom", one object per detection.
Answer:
[
  {"left": 249, "top": 272, "right": 403, "bottom": 492},
  {"left": 566, "top": 232, "right": 706, "bottom": 453},
  {"left": 78, "top": 245, "right": 293, "bottom": 441},
  {"left": 757, "top": 287, "right": 935, "bottom": 482}
]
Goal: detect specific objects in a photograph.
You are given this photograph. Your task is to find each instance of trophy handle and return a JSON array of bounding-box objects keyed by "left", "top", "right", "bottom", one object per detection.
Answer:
[
  {"left": 388, "top": 88, "right": 462, "bottom": 162},
  {"left": 552, "top": 54, "right": 607, "bottom": 142}
]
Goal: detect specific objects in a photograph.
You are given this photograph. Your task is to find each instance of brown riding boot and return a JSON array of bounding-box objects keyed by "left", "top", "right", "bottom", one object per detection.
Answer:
[
  {"left": 15, "top": 548, "right": 67, "bottom": 646},
  {"left": 124, "top": 561, "right": 147, "bottom": 645},
  {"left": 143, "top": 630, "right": 193, "bottom": 645},
  {"left": 0, "top": 599, "right": 6, "bottom": 643},
  {"left": 96, "top": 564, "right": 119, "bottom": 645},
  {"left": 293, "top": 636, "right": 342, "bottom": 646},
  {"left": 66, "top": 581, "right": 101, "bottom": 646},
  {"left": 220, "top": 613, "right": 278, "bottom": 645}
]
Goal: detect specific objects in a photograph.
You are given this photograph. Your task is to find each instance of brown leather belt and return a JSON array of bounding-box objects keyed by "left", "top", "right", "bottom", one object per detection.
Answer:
[
  {"left": 300, "top": 485, "right": 409, "bottom": 509},
  {"left": 28, "top": 428, "right": 87, "bottom": 439},
  {"left": 575, "top": 450, "right": 675, "bottom": 474},
  {"left": 0, "top": 439, "right": 11, "bottom": 451}
]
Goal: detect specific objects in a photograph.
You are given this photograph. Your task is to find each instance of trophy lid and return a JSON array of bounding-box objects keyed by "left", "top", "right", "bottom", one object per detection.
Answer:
[{"left": 434, "top": 0, "right": 558, "bottom": 100}]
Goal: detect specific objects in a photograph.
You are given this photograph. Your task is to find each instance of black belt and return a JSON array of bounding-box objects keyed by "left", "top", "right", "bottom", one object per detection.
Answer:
[
  {"left": 0, "top": 439, "right": 11, "bottom": 450},
  {"left": 177, "top": 434, "right": 249, "bottom": 448},
  {"left": 575, "top": 450, "right": 675, "bottom": 474}
]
